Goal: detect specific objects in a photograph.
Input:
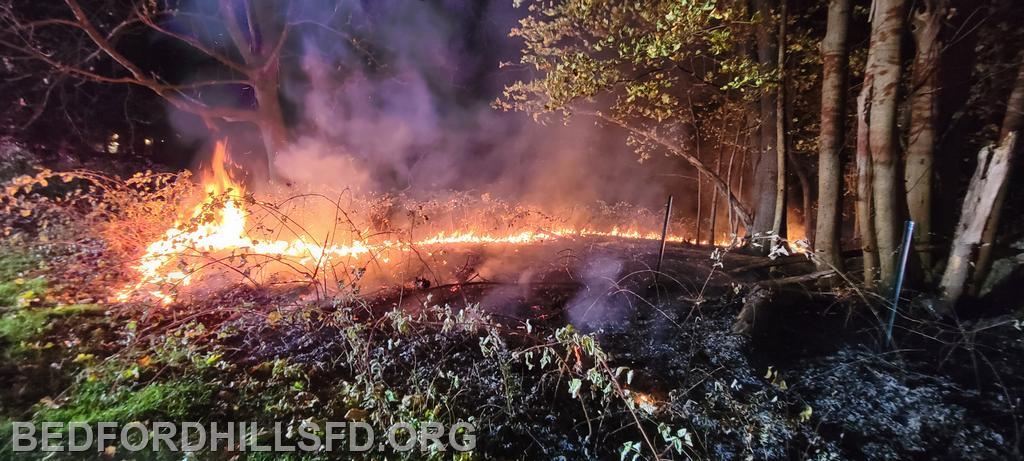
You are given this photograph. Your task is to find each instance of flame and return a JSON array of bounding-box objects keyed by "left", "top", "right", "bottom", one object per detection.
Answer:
[
  {"left": 117, "top": 142, "right": 732, "bottom": 304},
  {"left": 632, "top": 391, "right": 661, "bottom": 414}
]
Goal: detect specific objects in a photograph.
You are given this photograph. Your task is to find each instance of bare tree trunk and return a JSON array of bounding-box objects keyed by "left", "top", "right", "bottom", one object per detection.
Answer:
[
  {"left": 752, "top": 0, "right": 781, "bottom": 247},
  {"left": 906, "top": 0, "right": 946, "bottom": 279},
  {"left": 815, "top": 0, "right": 851, "bottom": 271},
  {"left": 857, "top": 83, "right": 879, "bottom": 289},
  {"left": 735, "top": 131, "right": 751, "bottom": 238},
  {"left": 220, "top": 0, "right": 290, "bottom": 182},
  {"left": 867, "top": 0, "right": 908, "bottom": 291},
  {"left": 772, "top": 0, "right": 788, "bottom": 239},
  {"left": 710, "top": 147, "right": 723, "bottom": 243},
  {"left": 726, "top": 130, "right": 740, "bottom": 243},
  {"left": 941, "top": 134, "right": 1018, "bottom": 308},
  {"left": 970, "top": 53, "right": 1024, "bottom": 293},
  {"left": 696, "top": 175, "right": 703, "bottom": 243},
  {"left": 254, "top": 61, "right": 288, "bottom": 182}
]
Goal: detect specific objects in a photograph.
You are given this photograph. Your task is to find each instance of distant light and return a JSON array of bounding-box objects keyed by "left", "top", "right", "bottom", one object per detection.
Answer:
[{"left": 107, "top": 133, "right": 120, "bottom": 154}]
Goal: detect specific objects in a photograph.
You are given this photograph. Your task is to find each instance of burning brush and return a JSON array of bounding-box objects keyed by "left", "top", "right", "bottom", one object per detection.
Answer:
[{"left": 115, "top": 142, "right": 723, "bottom": 305}]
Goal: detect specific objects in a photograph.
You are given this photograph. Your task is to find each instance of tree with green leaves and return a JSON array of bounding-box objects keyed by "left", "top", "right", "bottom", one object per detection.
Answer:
[{"left": 499, "top": 0, "right": 774, "bottom": 235}]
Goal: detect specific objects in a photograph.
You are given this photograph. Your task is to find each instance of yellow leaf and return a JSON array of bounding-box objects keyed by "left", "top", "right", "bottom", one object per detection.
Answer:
[
  {"left": 73, "top": 353, "right": 95, "bottom": 363},
  {"left": 20, "top": 209, "right": 31, "bottom": 217},
  {"left": 799, "top": 404, "right": 813, "bottom": 422},
  {"left": 266, "top": 311, "right": 282, "bottom": 326},
  {"left": 138, "top": 355, "right": 152, "bottom": 367}
]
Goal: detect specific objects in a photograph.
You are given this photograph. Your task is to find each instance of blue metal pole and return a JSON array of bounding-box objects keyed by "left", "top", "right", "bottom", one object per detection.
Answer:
[{"left": 886, "top": 220, "right": 915, "bottom": 346}]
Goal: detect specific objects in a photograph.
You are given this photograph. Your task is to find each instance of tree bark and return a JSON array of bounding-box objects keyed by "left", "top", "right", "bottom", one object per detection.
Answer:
[
  {"left": 906, "top": 0, "right": 946, "bottom": 279},
  {"left": 857, "top": 80, "right": 879, "bottom": 289},
  {"left": 941, "top": 134, "right": 1018, "bottom": 308},
  {"left": 219, "top": 0, "right": 290, "bottom": 182},
  {"left": 772, "top": 0, "right": 788, "bottom": 239},
  {"left": 254, "top": 61, "right": 288, "bottom": 181},
  {"left": 970, "top": 53, "right": 1024, "bottom": 293},
  {"left": 752, "top": 0, "right": 781, "bottom": 247},
  {"left": 815, "top": 0, "right": 851, "bottom": 271},
  {"left": 867, "top": 0, "right": 908, "bottom": 291},
  {"left": 696, "top": 175, "right": 703, "bottom": 243},
  {"left": 710, "top": 147, "right": 723, "bottom": 243}
]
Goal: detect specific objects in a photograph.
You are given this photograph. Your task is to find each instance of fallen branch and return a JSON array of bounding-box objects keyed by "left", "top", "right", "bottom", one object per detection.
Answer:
[{"left": 757, "top": 270, "right": 837, "bottom": 287}]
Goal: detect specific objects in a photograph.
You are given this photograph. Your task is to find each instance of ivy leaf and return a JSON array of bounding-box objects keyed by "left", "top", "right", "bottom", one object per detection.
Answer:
[{"left": 568, "top": 378, "right": 582, "bottom": 399}]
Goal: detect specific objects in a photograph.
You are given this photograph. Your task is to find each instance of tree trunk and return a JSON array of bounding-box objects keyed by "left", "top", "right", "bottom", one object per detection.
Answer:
[
  {"left": 696, "top": 175, "right": 703, "bottom": 243},
  {"left": 772, "top": 0, "right": 788, "bottom": 239},
  {"left": 710, "top": 147, "right": 722, "bottom": 243},
  {"left": 970, "top": 53, "right": 1024, "bottom": 293},
  {"left": 906, "top": 0, "right": 946, "bottom": 279},
  {"left": 752, "top": 0, "right": 781, "bottom": 247},
  {"left": 815, "top": 0, "right": 851, "bottom": 271},
  {"left": 857, "top": 81, "right": 879, "bottom": 289},
  {"left": 253, "top": 60, "right": 288, "bottom": 182},
  {"left": 940, "top": 134, "right": 1018, "bottom": 308},
  {"left": 219, "top": 0, "right": 290, "bottom": 183},
  {"left": 867, "top": 0, "right": 908, "bottom": 291}
]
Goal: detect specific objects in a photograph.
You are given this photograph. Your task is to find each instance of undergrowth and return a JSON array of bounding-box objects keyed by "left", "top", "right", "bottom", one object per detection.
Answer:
[{"left": 0, "top": 159, "right": 1019, "bottom": 460}]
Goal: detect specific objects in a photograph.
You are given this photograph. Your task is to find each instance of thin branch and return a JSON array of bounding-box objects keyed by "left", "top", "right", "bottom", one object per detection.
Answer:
[
  {"left": 583, "top": 110, "right": 754, "bottom": 231},
  {"left": 135, "top": 6, "right": 252, "bottom": 76},
  {"left": 219, "top": 0, "right": 255, "bottom": 65}
]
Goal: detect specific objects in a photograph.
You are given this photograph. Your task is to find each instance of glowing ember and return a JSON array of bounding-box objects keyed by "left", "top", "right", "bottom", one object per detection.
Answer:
[
  {"left": 117, "top": 142, "right": 725, "bottom": 304},
  {"left": 632, "top": 391, "right": 661, "bottom": 414}
]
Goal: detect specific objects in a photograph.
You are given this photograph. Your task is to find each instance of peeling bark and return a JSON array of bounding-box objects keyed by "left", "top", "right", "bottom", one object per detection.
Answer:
[
  {"left": 867, "top": 0, "right": 908, "bottom": 291},
  {"left": 941, "top": 134, "right": 1018, "bottom": 308},
  {"left": 971, "top": 53, "right": 1024, "bottom": 293},
  {"left": 856, "top": 84, "right": 879, "bottom": 289},
  {"left": 906, "top": 0, "right": 946, "bottom": 279},
  {"left": 815, "top": 0, "right": 851, "bottom": 271}
]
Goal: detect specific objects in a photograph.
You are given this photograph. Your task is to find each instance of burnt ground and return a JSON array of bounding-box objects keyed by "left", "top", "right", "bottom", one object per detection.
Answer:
[{"left": 1, "top": 233, "right": 1022, "bottom": 460}]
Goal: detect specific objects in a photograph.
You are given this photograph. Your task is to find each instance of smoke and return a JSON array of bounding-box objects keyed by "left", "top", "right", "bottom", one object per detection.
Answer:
[
  {"left": 265, "top": 0, "right": 673, "bottom": 210},
  {"left": 564, "top": 255, "right": 632, "bottom": 330}
]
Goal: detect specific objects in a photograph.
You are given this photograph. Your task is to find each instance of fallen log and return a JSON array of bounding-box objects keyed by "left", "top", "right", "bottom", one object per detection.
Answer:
[
  {"left": 757, "top": 270, "right": 837, "bottom": 287},
  {"left": 733, "top": 270, "right": 838, "bottom": 335},
  {"left": 729, "top": 255, "right": 813, "bottom": 274}
]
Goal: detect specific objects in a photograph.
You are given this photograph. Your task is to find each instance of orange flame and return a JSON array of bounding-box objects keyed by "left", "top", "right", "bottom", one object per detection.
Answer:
[{"left": 117, "top": 142, "right": 732, "bottom": 304}]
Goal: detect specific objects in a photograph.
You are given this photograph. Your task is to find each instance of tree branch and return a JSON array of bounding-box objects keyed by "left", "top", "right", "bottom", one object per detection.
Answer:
[
  {"left": 584, "top": 110, "right": 754, "bottom": 232},
  {"left": 218, "top": 0, "right": 256, "bottom": 65},
  {"left": 135, "top": 6, "right": 252, "bottom": 76}
]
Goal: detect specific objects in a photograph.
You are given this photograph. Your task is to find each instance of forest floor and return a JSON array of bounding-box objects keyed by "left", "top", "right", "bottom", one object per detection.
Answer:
[{"left": 0, "top": 144, "right": 1022, "bottom": 460}]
